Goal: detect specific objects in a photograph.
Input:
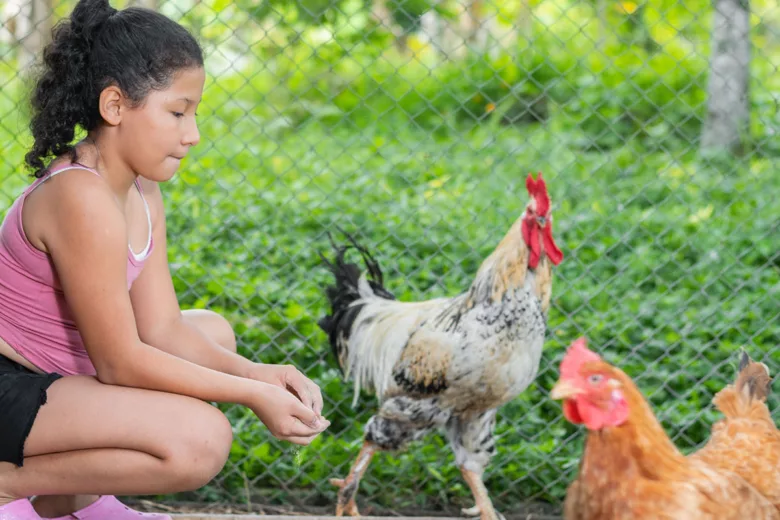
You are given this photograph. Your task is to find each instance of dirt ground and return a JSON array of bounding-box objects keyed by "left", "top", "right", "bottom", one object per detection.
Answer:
[{"left": 126, "top": 499, "right": 562, "bottom": 520}]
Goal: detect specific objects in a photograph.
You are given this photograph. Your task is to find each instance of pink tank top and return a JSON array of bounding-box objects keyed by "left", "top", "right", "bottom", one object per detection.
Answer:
[{"left": 0, "top": 163, "right": 154, "bottom": 376}]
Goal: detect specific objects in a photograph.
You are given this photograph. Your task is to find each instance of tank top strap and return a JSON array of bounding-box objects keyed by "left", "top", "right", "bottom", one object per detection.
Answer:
[{"left": 24, "top": 162, "right": 102, "bottom": 196}]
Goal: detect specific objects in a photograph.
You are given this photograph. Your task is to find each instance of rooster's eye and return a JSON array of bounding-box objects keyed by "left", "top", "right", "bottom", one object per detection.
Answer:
[
  {"left": 587, "top": 374, "right": 603, "bottom": 385},
  {"left": 536, "top": 216, "right": 546, "bottom": 226}
]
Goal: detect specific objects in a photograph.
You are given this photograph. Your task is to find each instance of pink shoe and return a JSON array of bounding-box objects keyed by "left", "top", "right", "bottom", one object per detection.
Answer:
[
  {"left": 44, "top": 496, "right": 171, "bottom": 520},
  {"left": 0, "top": 499, "right": 42, "bottom": 520}
]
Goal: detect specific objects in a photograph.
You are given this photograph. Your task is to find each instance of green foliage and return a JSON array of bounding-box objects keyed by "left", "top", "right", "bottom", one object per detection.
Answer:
[
  {"left": 0, "top": 0, "right": 778, "bottom": 513},
  {"left": 166, "top": 123, "right": 779, "bottom": 511},
  {"left": 168, "top": 0, "right": 777, "bottom": 155}
]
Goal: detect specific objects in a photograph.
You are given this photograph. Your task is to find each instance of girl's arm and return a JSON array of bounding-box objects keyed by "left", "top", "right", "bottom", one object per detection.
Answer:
[
  {"left": 127, "top": 180, "right": 323, "bottom": 414},
  {"left": 128, "top": 179, "right": 255, "bottom": 377},
  {"left": 38, "top": 171, "right": 327, "bottom": 443}
]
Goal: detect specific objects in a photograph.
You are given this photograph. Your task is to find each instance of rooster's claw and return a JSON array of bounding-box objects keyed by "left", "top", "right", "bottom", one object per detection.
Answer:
[{"left": 332, "top": 477, "right": 360, "bottom": 516}]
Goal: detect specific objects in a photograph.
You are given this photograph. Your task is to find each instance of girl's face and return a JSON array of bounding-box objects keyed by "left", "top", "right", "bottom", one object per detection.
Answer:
[{"left": 117, "top": 66, "right": 205, "bottom": 182}]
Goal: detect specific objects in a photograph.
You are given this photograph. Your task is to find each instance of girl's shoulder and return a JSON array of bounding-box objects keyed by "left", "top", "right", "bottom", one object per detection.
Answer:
[
  {"left": 22, "top": 166, "right": 122, "bottom": 255},
  {"left": 32, "top": 162, "right": 110, "bottom": 204}
]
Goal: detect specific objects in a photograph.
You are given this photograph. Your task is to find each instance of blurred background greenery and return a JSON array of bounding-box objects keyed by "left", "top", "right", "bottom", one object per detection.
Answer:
[{"left": 1, "top": 0, "right": 778, "bottom": 515}]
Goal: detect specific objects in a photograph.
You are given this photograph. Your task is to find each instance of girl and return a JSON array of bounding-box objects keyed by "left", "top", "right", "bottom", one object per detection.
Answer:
[{"left": 0, "top": 0, "right": 330, "bottom": 518}]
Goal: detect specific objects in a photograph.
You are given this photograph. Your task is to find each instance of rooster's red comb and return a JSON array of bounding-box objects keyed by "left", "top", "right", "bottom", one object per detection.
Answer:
[
  {"left": 560, "top": 337, "right": 601, "bottom": 378},
  {"left": 526, "top": 172, "right": 551, "bottom": 216}
]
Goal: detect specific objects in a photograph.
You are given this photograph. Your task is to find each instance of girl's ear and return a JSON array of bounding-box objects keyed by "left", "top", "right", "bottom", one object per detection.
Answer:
[{"left": 98, "top": 85, "right": 125, "bottom": 126}]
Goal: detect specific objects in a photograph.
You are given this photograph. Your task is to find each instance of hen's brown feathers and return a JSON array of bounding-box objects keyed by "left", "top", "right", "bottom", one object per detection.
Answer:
[
  {"left": 561, "top": 360, "right": 779, "bottom": 520},
  {"left": 690, "top": 353, "right": 780, "bottom": 510},
  {"left": 734, "top": 351, "right": 772, "bottom": 403}
]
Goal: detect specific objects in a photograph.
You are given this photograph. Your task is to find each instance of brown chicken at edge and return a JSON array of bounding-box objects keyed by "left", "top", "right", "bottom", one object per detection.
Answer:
[
  {"left": 690, "top": 350, "right": 780, "bottom": 509},
  {"left": 550, "top": 338, "right": 779, "bottom": 520}
]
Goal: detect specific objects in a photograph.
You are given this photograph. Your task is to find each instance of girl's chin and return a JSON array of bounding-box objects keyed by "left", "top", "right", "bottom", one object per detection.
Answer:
[{"left": 139, "top": 165, "right": 178, "bottom": 183}]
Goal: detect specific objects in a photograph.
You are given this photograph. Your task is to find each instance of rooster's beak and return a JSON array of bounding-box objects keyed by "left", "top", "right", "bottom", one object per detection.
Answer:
[{"left": 550, "top": 379, "right": 583, "bottom": 400}]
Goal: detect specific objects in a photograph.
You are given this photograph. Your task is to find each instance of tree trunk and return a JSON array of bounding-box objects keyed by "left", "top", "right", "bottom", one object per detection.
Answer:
[
  {"left": 128, "top": 0, "right": 159, "bottom": 10},
  {"left": 597, "top": 0, "right": 607, "bottom": 50},
  {"left": 0, "top": 0, "right": 23, "bottom": 48},
  {"left": 419, "top": 0, "right": 521, "bottom": 60},
  {"left": 464, "top": 0, "right": 483, "bottom": 44},
  {"left": 371, "top": 0, "right": 407, "bottom": 51},
  {"left": 16, "top": 0, "right": 51, "bottom": 72},
  {"left": 420, "top": 4, "right": 462, "bottom": 60},
  {"left": 700, "top": 0, "right": 751, "bottom": 155}
]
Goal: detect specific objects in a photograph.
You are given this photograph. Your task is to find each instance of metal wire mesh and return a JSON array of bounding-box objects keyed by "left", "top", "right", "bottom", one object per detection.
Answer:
[{"left": 1, "top": 0, "right": 779, "bottom": 516}]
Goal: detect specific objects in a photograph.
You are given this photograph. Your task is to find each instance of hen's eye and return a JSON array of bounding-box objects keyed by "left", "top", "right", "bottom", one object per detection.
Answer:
[{"left": 587, "top": 374, "right": 603, "bottom": 385}]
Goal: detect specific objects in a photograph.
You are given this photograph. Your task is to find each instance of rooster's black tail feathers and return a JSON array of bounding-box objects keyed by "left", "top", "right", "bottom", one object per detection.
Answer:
[{"left": 317, "top": 229, "right": 395, "bottom": 373}]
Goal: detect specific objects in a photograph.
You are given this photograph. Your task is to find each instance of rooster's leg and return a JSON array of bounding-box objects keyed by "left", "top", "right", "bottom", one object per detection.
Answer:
[
  {"left": 330, "top": 441, "right": 377, "bottom": 517},
  {"left": 331, "top": 397, "right": 443, "bottom": 517},
  {"left": 445, "top": 410, "right": 502, "bottom": 520},
  {"left": 460, "top": 467, "right": 504, "bottom": 520}
]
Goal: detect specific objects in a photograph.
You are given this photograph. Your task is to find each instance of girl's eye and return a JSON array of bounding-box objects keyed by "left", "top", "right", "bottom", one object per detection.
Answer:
[
  {"left": 587, "top": 374, "right": 603, "bottom": 385},
  {"left": 173, "top": 112, "right": 184, "bottom": 118}
]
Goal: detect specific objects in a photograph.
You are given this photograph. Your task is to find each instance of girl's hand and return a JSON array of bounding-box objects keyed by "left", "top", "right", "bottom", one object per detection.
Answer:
[
  {"left": 248, "top": 363, "right": 324, "bottom": 417},
  {"left": 248, "top": 382, "right": 330, "bottom": 445}
]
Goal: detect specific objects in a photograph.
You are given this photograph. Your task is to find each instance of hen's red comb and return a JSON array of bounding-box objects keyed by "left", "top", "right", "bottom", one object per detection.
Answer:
[
  {"left": 525, "top": 172, "right": 551, "bottom": 215},
  {"left": 560, "top": 337, "right": 601, "bottom": 378}
]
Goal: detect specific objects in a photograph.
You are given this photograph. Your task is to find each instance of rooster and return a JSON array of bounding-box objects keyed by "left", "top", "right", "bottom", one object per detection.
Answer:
[
  {"left": 550, "top": 338, "right": 779, "bottom": 520},
  {"left": 317, "top": 173, "right": 564, "bottom": 520},
  {"left": 690, "top": 350, "right": 780, "bottom": 509}
]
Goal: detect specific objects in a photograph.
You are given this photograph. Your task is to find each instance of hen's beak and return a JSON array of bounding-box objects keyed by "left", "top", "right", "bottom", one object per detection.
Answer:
[{"left": 550, "top": 379, "right": 583, "bottom": 400}]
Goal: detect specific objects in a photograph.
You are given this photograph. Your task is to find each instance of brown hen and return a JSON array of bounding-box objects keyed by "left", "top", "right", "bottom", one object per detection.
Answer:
[
  {"left": 551, "top": 338, "right": 779, "bottom": 520},
  {"left": 690, "top": 350, "right": 780, "bottom": 510}
]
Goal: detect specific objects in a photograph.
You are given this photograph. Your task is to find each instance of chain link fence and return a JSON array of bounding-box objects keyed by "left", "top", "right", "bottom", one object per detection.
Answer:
[{"left": 1, "top": 0, "right": 779, "bottom": 517}]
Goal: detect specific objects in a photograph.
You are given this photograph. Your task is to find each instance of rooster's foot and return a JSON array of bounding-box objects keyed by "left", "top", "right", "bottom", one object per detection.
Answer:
[
  {"left": 330, "top": 478, "right": 361, "bottom": 517},
  {"left": 335, "top": 501, "right": 360, "bottom": 517},
  {"left": 461, "top": 505, "right": 505, "bottom": 520}
]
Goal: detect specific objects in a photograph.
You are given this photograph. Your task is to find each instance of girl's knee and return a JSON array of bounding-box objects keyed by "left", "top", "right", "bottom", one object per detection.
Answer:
[
  {"left": 211, "top": 312, "right": 237, "bottom": 353},
  {"left": 167, "top": 401, "right": 233, "bottom": 490},
  {"left": 183, "top": 309, "right": 237, "bottom": 353}
]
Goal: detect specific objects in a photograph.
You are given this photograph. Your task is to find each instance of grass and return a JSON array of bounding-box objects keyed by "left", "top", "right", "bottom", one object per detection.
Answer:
[
  {"left": 3, "top": 106, "right": 776, "bottom": 511},
  {"left": 166, "top": 120, "right": 779, "bottom": 512},
  {"left": 0, "top": 9, "right": 778, "bottom": 511}
]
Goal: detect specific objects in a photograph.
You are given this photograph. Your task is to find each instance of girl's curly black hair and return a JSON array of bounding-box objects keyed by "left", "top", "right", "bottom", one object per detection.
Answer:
[{"left": 24, "top": 0, "right": 204, "bottom": 177}]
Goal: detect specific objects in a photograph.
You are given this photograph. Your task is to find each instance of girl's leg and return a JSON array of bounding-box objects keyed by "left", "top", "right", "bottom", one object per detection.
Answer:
[
  {"left": 29, "top": 308, "right": 238, "bottom": 517},
  {"left": 0, "top": 375, "right": 233, "bottom": 505},
  {"left": 181, "top": 309, "right": 237, "bottom": 353}
]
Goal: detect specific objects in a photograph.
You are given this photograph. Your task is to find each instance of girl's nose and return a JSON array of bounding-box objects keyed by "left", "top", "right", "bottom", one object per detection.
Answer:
[{"left": 183, "top": 119, "right": 200, "bottom": 147}]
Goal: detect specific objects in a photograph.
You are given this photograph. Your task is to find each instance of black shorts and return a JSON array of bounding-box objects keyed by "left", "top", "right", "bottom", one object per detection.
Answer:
[{"left": 0, "top": 354, "right": 62, "bottom": 467}]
